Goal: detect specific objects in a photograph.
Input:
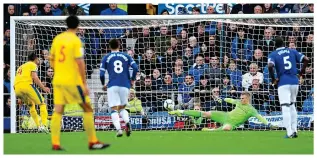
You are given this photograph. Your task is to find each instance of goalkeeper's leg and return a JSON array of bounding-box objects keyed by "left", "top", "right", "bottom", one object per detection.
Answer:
[
  {"left": 169, "top": 110, "right": 228, "bottom": 123},
  {"left": 202, "top": 124, "right": 233, "bottom": 131}
]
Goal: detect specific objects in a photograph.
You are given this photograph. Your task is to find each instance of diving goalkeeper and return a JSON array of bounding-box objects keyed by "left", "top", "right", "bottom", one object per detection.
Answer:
[{"left": 169, "top": 91, "right": 276, "bottom": 131}]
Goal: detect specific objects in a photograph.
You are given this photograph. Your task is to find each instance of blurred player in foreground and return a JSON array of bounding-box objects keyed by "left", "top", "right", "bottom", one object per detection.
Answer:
[
  {"left": 14, "top": 53, "right": 50, "bottom": 133},
  {"left": 268, "top": 36, "right": 309, "bottom": 138},
  {"left": 49, "top": 15, "right": 110, "bottom": 150},
  {"left": 169, "top": 91, "right": 277, "bottom": 131},
  {"left": 100, "top": 39, "right": 138, "bottom": 137}
]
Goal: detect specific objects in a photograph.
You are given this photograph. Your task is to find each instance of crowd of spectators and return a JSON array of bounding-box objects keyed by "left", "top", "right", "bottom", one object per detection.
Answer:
[{"left": 3, "top": 4, "right": 314, "bottom": 118}]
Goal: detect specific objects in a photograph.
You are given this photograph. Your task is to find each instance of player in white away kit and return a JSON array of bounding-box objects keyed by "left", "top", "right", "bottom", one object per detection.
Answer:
[
  {"left": 268, "top": 37, "right": 309, "bottom": 138},
  {"left": 100, "top": 39, "right": 138, "bottom": 137}
]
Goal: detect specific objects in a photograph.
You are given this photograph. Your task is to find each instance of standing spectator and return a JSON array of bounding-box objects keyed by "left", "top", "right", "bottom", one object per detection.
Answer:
[
  {"left": 156, "top": 74, "right": 177, "bottom": 112},
  {"left": 151, "top": 68, "right": 163, "bottom": 89},
  {"left": 139, "top": 48, "right": 161, "bottom": 76},
  {"left": 206, "top": 87, "right": 223, "bottom": 111},
  {"left": 89, "top": 4, "right": 109, "bottom": 15},
  {"left": 177, "top": 29, "right": 189, "bottom": 50},
  {"left": 39, "top": 49, "right": 50, "bottom": 78},
  {"left": 4, "top": 28, "right": 10, "bottom": 45},
  {"left": 206, "top": 6, "right": 215, "bottom": 14},
  {"left": 231, "top": 27, "right": 253, "bottom": 72},
  {"left": 127, "top": 49, "right": 139, "bottom": 66},
  {"left": 136, "top": 76, "right": 157, "bottom": 111},
  {"left": 171, "top": 37, "right": 183, "bottom": 56},
  {"left": 192, "top": 75, "right": 212, "bottom": 107},
  {"left": 221, "top": 55, "right": 230, "bottom": 69},
  {"left": 182, "top": 47, "right": 194, "bottom": 73},
  {"left": 4, "top": 67, "right": 10, "bottom": 93},
  {"left": 161, "top": 47, "right": 177, "bottom": 74},
  {"left": 188, "top": 36, "right": 200, "bottom": 56},
  {"left": 247, "top": 78, "right": 269, "bottom": 111},
  {"left": 4, "top": 98, "right": 11, "bottom": 117},
  {"left": 155, "top": 26, "right": 170, "bottom": 56},
  {"left": 292, "top": 4, "right": 309, "bottom": 13},
  {"left": 276, "top": 4, "right": 293, "bottom": 13},
  {"left": 242, "top": 63, "right": 264, "bottom": 90},
  {"left": 263, "top": 4, "right": 273, "bottom": 13},
  {"left": 301, "top": 34, "right": 314, "bottom": 61},
  {"left": 307, "top": 4, "right": 314, "bottom": 13},
  {"left": 254, "top": 5, "right": 263, "bottom": 14},
  {"left": 302, "top": 65, "right": 314, "bottom": 91},
  {"left": 176, "top": 75, "right": 195, "bottom": 110},
  {"left": 44, "top": 67, "right": 54, "bottom": 112},
  {"left": 100, "top": 4, "right": 127, "bottom": 15},
  {"left": 191, "top": 7, "right": 200, "bottom": 15},
  {"left": 226, "top": 61, "right": 243, "bottom": 89},
  {"left": 62, "top": 4, "right": 85, "bottom": 15},
  {"left": 256, "top": 28, "right": 275, "bottom": 62},
  {"left": 172, "top": 66, "right": 185, "bottom": 87},
  {"left": 189, "top": 54, "right": 209, "bottom": 84},
  {"left": 205, "top": 56, "right": 225, "bottom": 87},
  {"left": 194, "top": 24, "right": 209, "bottom": 47},
  {"left": 252, "top": 49, "right": 265, "bottom": 72},
  {"left": 29, "top": 4, "right": 41, "bottom": 16},
  {"left": 51, "top": 4, "right": 62, "bottom": 15},
  {"left": 230, "top": 4, "right": 254, "bottom": 14},
  {"left": 134, "top": 26, "right": 155, "bottom": 56},
  {"left": 219, "top": 75, "right": 237, "bottom": 98},
  {"left": 22, "top": 11, "right": 29, "bottom": 16},
  {"left": 4, "top": 5, "right": 15, "bottom": 29},
  {"left": 42, "top": 4, "right": 53, "bottom": 15},
  {"left": 206, "top": 35, "right": 220, "bottom": 59},
  {"left": 174, "top": 57, "right": 184, "bottom": 68}
]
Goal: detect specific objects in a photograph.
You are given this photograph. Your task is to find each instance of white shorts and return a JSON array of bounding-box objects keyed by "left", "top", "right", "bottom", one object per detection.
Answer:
[
  {"left": 107, "top": 86, "right": 130, "bottom": 108},
  {"left": 277, "top": 85, "right": 299, "bottom": 105}
]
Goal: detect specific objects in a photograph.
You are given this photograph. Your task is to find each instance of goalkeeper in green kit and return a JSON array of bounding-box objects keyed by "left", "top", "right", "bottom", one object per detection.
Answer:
[{"left": 169, "top": 91, "right": 277, "bottom": 131}]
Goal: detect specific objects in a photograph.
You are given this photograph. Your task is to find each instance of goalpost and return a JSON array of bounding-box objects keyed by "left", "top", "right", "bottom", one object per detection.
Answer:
[{"left": 10, "top": 14, "right": 314, "bottom": 133}]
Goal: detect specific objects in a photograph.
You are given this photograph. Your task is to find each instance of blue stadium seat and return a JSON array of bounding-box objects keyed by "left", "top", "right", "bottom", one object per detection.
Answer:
[{"left": 270, "top": 111, "right": 282, "bottom": 115}]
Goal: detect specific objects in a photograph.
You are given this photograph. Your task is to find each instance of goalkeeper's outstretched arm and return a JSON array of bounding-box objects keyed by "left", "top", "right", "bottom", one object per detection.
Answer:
[{"left": 255, "top": 114, "right": 268, "bottom": 125}]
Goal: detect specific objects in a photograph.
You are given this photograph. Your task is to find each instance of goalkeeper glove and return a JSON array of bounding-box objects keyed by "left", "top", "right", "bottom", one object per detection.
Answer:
[{"left": 215, "top": 97, "right": 223, "bottom": 103}]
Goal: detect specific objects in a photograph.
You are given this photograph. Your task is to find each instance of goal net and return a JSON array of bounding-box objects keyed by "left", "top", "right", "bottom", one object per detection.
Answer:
[{"left": 10, "top": 14, "right": 314, "bottom": 133}]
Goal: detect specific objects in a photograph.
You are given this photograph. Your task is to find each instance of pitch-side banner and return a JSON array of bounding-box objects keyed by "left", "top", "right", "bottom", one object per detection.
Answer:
[
  {"left": 94, "top": 115, "right": 177, "bottom": 130},
  {"left": 248, "top": 115, "right": 314, "bottom": 128},
  {"left": 158, "top": 3, "right": 235, "bottom": 15}
]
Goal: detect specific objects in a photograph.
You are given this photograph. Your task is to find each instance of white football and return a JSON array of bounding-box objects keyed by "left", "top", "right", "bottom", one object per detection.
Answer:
[{"left": 163, "top": 99, "right": 175, "bottom": 111}]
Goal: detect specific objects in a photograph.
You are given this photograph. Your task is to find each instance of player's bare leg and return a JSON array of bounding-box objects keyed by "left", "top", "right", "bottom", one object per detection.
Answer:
[
  {"left": 118, "top": 105, "right": 131, "bottom": 137},
  {"left": 81, "top": 102, "right": 110, "bottom": 150},
  {"left": 50, "top": 104, "right": 64, "bottom": 150},
  {"left": 111, "top": 106, "right": 123, "bottom": 137}
]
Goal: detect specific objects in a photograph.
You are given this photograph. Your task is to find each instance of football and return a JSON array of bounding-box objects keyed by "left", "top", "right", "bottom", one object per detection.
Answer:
[{"left": 163, "top": 99, "right": 175, "bottom": 111}]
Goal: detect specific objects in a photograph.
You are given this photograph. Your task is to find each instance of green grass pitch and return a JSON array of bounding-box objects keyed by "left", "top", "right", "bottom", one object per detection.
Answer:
[{"left": 4, "top": 131, "right": 314, "bottom": 154}]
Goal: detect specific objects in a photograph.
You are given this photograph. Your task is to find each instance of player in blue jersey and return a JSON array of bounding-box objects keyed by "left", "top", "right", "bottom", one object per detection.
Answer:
[
  {"left": 268, "top": 37, "right": 309, "bottom": 138},
  {"left": 100, "top": 39, "right": 138, "bottom": 137}
]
